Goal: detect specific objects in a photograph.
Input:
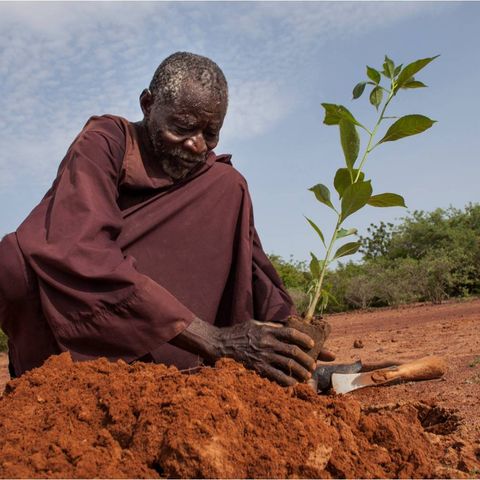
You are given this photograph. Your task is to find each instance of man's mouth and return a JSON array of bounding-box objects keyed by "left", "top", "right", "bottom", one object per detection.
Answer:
[
  {"left": 168, "top": 146, "right": 206, "bottom": 164},
  {"left": 155, "top": 143, "right": 206, "bottom": 165},
  {"left": 175, "top": 153, "right": 206, "bottom": 165},
  {"left": 156, "top": 147, "right": 207, "bottom": 180}
]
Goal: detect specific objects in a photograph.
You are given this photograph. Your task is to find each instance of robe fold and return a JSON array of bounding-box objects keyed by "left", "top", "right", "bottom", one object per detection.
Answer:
[{"left": 0, "top": 115, "right": 294, "bottom": 376}]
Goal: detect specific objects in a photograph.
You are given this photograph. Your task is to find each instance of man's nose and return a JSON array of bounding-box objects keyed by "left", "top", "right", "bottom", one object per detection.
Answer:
[{"left": 184, "top": 133, "right": 208, "bottom": 155}]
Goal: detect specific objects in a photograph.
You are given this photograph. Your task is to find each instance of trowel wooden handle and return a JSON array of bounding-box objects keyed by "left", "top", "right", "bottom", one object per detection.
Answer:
[
  {"left": 371, "top": 356, "right": 446, "bottom": 384},
  {"left": 361, "top": 359, "right": 404, "bottom": 371}
]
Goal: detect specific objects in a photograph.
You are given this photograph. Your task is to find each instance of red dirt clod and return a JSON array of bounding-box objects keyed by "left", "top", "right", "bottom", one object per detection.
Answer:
[{"left": 353, "top": 339, "right": 364, "bottom": 348}]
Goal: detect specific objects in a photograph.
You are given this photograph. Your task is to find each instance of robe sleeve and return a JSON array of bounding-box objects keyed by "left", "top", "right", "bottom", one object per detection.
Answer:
[
  {"left": 16, "top": 117, "right": 196, "bottom": 362},
  {"left": 251, "top": 229, "right": 296, "bottom": 322}
]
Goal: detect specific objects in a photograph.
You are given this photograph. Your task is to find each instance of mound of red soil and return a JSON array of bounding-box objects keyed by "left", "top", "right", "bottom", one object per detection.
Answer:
[{"left": 0, "top": 353, "right": 468, "bottom": 478}]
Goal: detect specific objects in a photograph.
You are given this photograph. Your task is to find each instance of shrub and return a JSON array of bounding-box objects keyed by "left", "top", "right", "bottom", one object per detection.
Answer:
[
  {"left": 271, "top": 204, "right": 479, "bottom": 313},
  {"left": 372, "top": 258, "right": 424, "bottom": 306},
  {"left": 418, "top": 253, "right": 454, "bottom": 303},
  {"left": 268, "top": 254, "right": 310, "bottom": 290},
  {"left": 344, "top": 274, "right": 377, "bottom": 309},
  {"left": 287, "top": 288, "right": 310, "bottom": 317}
]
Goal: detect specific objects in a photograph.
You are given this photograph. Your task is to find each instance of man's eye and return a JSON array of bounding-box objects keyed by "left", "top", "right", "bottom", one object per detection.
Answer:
[
  {"left": 205, "top": 130, "right": 218, "bottom": 140},
  {"left": 175, "top": 125, "right": 194, "bottom": 134}
]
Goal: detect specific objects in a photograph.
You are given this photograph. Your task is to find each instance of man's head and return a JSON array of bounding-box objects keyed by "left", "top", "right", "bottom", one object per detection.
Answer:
[{"left": 139, "top": 52, "right": 228, "bottom": 180}]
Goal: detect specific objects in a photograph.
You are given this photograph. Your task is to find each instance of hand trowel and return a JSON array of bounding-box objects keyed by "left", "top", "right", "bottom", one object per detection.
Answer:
[{"left": 331, "top": 356, "right": 446, "bottom": 394}]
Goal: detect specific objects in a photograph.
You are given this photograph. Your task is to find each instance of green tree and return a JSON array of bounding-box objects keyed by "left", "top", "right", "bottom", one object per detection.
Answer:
[
  {"left": 360, "top": 204, "right": 480, "bottom": 298},
  {"left": 268, "top": 254, "right": 312, "bottom": 314},
  {"left": 268, "top": 254, "right": 311, "bottom": 290},
  {"left": 359, "top": 221, "right": 394, "bottom": 259}
]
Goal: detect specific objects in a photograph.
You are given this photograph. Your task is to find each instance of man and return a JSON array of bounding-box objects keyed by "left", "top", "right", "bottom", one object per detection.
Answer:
[{"left": 0, "top": 52, "right": 332, "bottom": 386}]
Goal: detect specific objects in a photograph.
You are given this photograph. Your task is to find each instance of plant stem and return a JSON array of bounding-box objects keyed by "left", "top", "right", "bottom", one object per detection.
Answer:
[
  {"left": 304, "top": 215, "right": 342, "bottom": 322},
  {"left": 354, "top": 89, "right": 394, "bottom": 182}
]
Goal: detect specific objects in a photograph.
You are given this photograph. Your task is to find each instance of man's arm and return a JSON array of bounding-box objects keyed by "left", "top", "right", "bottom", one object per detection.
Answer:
[{"left": 16, "top": 117, "right": 197, "bottom": 364}]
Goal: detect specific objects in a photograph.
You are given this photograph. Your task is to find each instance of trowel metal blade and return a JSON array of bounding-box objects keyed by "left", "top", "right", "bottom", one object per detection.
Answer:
[
  {"left": 314, "top": 360, "right": 363, "bottom": 392},
  {"left": 331, "top": 371, "right": 383, "bottom": 394}
]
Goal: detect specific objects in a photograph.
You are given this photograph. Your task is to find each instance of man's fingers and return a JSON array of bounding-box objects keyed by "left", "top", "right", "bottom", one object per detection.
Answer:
[
  {"left": 252, "top": 319, "right": 286, "bottom": 328},
  {"left": 317, "top": 348, "right": 336, "bottom": 362},
  {"left": 261, "top": 364, "right": 297, "bottom": 387},
  {"left": 272, "top": 340, "right": 316, "bottom": 372},
  {"left": 269, "top": 353, "right": 313, "bottom": 382},
  {"left": 271, "top": 326, "right": 315, "bottom": 351}
]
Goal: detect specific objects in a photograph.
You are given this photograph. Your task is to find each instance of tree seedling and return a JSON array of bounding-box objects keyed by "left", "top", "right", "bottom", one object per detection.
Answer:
[{"left": 304, "top": 54, "right": 439, "bottom": 322}]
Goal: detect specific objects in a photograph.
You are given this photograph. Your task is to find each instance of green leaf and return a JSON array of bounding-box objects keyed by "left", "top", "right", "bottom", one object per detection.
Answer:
[
  {"left": 394, "top": 55, "right": 439, "bottom": 92},
  {"left": 401, "top": 79, "right": 427, "bottom": 89},
  {"left": 382, "top": 55, "right": 395, "bottom": 78},
  {"left": 352, "top": 82, "right": 367, "bottom": 99},
  {"left": 366, "top": 66, "right": 381, "bottom": 84},
  {"left": 339, "top": 119, "right": 360, "bottom": 169},
  {"left": 340, "top": 180, "right": 373, "bottom": 222},
  {"left": 309, "top": 252, "right": 320, "bottom": 278},
  {"left": 394, "top": 64, "right": 403, "bottom": 77},
  {"left": 378, "top": 115, "right": 436, "bottom": 144},
  {"left": 333, "top": 241, "right": 361, "bottom": 260},
  {"left": 309, "top": 184, "right": 335, "bottom": 210},
  {"left": 321, "top": 103, "right": 362, "bottom": 127},
  {"left": 334, "top": 168, "right": 365, "bottom": 198},
  {"left": 368, "top": 193, "right": 406, "bottom": 208},
  {"left": 369, "top": 86, "right": 383, "bottom": 110},
  {"left": 320, "top": 287, "right": 336, "bottom": 311},
  {"left": 337, "top": 227, "right": 358, "bottom": 239},
  {"left": 322, "top": 288, "right": 338, "bottom": 305},
  {"left": 305, "top": 216, "right": 326, "bottom": 247}
]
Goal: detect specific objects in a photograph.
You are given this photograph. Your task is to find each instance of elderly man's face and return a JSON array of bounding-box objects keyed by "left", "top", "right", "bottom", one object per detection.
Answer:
[{"left": 142, "top": 82, "right": 227, "bottom": 180}]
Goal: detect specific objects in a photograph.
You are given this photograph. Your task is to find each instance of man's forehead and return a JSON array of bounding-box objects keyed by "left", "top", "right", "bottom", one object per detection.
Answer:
[{"left": 165, "top": 81, "right": 226, "bottom": 115}]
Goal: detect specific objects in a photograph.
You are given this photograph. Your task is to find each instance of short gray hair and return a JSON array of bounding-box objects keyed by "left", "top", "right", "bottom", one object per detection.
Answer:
[{"left": 149, "top": 52, "right": 228, "bottom": 106}]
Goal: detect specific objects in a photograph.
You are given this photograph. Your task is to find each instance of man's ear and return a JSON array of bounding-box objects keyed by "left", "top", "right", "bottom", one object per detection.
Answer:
[{"left": 139, "top": 88, "right": 154, "bottom": 116}]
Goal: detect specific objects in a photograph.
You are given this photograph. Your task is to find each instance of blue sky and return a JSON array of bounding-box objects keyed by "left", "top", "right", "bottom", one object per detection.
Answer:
[{"left": 1, "top": 1, "right": 479, "bottom": 263}]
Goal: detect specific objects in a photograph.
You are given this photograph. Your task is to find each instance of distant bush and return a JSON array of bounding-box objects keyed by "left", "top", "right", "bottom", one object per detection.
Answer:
[
  {"left": 324, "top": 262, "right": 366, "bottom": 312},
  {"left": 267, "top": 254, "right": 311, "bottom": 315},
  {"left": 328, "top": 258, "right": 424, "bottom": 310},
  {"left": 360, "top": 204, "right": 480, "bottom": 297},
  {"left": 271, "top": 204, "right": 479, "bottom": 313},
  {"left": 286, "top": 288, "right": 310, "bottom": 317},
  {"left": 268, "top": 254, "right": 311, "bottom": 291},
  {"left": 343, "top": 273, "right": 377, "bottom": 309}
]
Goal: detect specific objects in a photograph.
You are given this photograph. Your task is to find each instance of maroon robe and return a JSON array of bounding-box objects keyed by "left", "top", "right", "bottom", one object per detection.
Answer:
[{"left": 0, "top": 115, "right": 294, "bottom": 376}]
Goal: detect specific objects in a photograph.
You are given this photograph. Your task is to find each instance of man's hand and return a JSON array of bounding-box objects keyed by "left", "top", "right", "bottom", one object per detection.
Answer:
[
  {"left": 169, "top": 317, "right": 316, "bottom": 387},
  {"left": 216, "top": 319, "right": 316, "bottom": 386},
  {"left": 317, "top": 348, "right": 336, "bottom": 362}
]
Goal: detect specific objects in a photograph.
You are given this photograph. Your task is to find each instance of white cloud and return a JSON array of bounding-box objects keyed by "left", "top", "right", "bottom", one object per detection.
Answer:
[
  {"left": 0, "top": 1, "right": 448, "bottom": 191},
  {"left": 221, "top": 80, "right": 295, "bottom": 143}
]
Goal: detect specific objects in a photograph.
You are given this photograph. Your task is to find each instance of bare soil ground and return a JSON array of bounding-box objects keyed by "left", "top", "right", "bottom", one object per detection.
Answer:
[
  {"left": 0, "top": 298, "right": 479, "bottom": 477},
  {"left": 327, "top": 297, "right": 480, "bottom": 472}
]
